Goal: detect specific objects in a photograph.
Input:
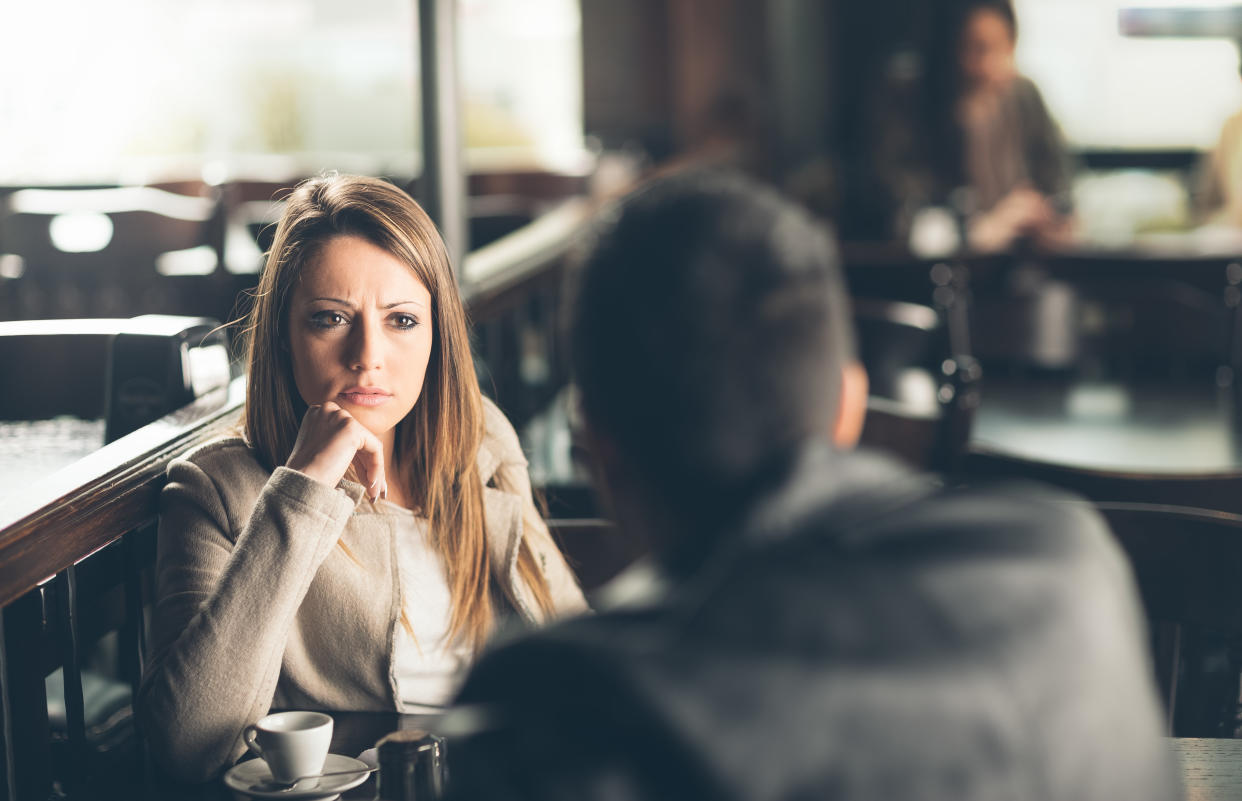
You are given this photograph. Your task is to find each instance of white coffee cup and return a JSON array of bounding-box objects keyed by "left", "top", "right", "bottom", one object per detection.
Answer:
[{"left": 243, "top": 711, "right": 334, "bottom": 784}]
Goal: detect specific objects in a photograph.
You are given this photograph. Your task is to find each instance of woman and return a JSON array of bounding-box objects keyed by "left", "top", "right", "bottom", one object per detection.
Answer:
[
  {"left": 877, "top": 0, "right": 1075, "bottom": 252},
  {"left": 137, "top": 174, "right": 587, "bottom": 781},
  {"left": 1197, "top": 42, "right": 1242, "bottom": 228}
]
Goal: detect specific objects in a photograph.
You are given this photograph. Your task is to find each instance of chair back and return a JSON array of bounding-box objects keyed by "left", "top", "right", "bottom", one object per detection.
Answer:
[
  {"left": 1097, "top": 502, "right": 1242, "bottom": 632},
  {"left": 1092, "top": 502, "right": 1242, "bottom": 737},
  {"left": 0, "top": 187, "right": 221, "bottom": 320},
  {"left": 968, "top": 255, "right": 1239, "bottom": 379},
  {"left": 0, "top": 315, "right": 230, "bottom": 431},
  {"left": 854, "top": 298, "right": 980, "bottom": 473},
  {"left": 547, "top": 519, "right": 641, "bottom": 597}
]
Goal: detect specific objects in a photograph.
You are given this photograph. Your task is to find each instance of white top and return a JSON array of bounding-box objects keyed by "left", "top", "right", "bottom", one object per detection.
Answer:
[{"left": 386, "top": 504, "right": 473, "bottom": 713}]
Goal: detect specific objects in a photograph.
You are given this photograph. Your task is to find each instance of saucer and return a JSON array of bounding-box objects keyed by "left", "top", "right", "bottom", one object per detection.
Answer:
[{"left": 223, "top": 753, "right": 371, "bottom": 799}]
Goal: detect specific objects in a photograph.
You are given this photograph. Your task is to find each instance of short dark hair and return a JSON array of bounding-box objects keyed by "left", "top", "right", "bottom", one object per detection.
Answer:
[
  {"left": 569, "top": 170, "right": 856, "bottom": 519},
  {"left": 966, "top": 0, "right": 1017, "bottom": 38}
]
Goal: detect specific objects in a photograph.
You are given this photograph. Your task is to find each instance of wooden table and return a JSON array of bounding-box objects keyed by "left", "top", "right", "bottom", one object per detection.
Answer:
[
  {"left": 1173, "top": 738, "right": 1242, "bottom": 800},
  {"left": 142, "top": 725, "right": 1237, "bottom": 800}
]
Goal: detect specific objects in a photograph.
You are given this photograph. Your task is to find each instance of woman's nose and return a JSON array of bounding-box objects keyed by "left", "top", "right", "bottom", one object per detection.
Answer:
[{"left": 347, "top": 320, "right": 383, "bottom": 371}]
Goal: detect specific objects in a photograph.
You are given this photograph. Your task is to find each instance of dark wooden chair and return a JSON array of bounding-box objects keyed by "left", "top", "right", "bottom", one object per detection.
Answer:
[
  {"left": 540, "top": 483, "right": 602, "bottom": 520},
  {"left": 1091, "top": 502, "right": 1242, "bottom": 737},
  {"left": 966, "top": 254, "right": 1242, "bottom": 382},
  {"left": 0, "top": 187, "right": 225, "bottom": 321},
  {"left": 958, "top": 451, "right": 1242, "bottom": 735},
  {"left": 844, "top": 250, "right": 1242, "bottom": 385},
  {"left": 854, "top": 298, "right": 981, "bottom": 473},
  {"left": 468, "top": 195, "right": 539, "bottom": 249},
  {"left": 842, "top": 249, "right": 977, "bottom": 359},
  {"left": 0, "top": 315, "right": 232, "bottom": 438},
  {"left": 547, "top": 519, "right": 641, "bottom": 598}
]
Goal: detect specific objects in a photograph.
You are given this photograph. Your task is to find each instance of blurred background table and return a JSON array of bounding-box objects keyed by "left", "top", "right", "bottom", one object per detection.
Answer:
[{"left": 1174, "top": 738, "right": 1242, "bottom": 801}]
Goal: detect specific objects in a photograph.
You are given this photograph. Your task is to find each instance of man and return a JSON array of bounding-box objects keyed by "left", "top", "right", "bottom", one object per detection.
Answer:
[{"left": 445, "top": 171, "right": 1177, "bottom": 800}]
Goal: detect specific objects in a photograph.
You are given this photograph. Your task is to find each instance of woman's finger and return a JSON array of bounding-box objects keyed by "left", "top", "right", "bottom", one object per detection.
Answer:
[
  {"left": 353, "top": 428, "right": 387, "bottom": 502},
  {"left": 287, "top": 402, "right": 386, "bottom": 494}
]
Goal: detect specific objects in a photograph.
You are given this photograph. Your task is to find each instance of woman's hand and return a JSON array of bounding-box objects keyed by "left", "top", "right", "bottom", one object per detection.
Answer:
[
  {"left": 969, "top": 186, "right": 1061, "bottom": 253},
  {"left": 286, "top": 402, "right": 387, "bottom": 501}
]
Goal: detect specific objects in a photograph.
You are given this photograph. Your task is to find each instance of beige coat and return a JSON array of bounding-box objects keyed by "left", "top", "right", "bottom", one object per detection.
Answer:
[{"left": 136, "top": 398, "right": 587, "bottom": 781}]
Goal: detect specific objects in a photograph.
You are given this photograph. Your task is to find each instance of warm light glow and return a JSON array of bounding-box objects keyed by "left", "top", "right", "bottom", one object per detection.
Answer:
[
  {"left": 48, "top": 212, "right": 114, "bottom": 253},
  {"left": 0, "top": 254, "right": 25, "bottom": 279},
  {"left": 1016, "top": 0, "right": 1242, "bottom": 148},
  {"left": 0, "top": 0, "right": 586, "bottom": 184}
]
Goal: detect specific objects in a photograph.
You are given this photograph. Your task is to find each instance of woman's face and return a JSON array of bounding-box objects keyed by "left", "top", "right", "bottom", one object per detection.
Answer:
[
  {"left": 287, "top": 234, "right": 434, "bottom": 445},
  {"left": 959, "top": 8, "right": 1016, "bottom": 93}
]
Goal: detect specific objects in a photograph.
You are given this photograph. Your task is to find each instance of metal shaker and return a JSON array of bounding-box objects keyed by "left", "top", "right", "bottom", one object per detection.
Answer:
[{"left": 376, "top": 729, "right": 445, "bottom": 800}]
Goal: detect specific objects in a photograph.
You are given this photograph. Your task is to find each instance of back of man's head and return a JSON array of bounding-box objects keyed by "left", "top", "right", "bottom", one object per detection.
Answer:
[{"left": 569, "top": 170, "right": 857, "bottom": 533}]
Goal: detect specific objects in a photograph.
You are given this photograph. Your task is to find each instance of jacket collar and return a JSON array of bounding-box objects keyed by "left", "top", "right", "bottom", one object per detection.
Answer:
[
  {"left": 611, "top": 442, "right": 932, "bottom": 619},
  {"left": 654, "top": 441, "right": 934, "bottom": 582},
  {"left": 601, "top": 442, "right": 929, "bottom": 612},
  {"left": 737, "top": 441, "right": 932, "bottom": 548},
  {"left": 476, "top": 431, "right": 504, "bottom": 487}
]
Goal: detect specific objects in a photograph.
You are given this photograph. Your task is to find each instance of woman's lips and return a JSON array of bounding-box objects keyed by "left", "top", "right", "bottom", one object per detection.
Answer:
[{"left": 338, "top": 389, "right": 392, "bottom": 407}]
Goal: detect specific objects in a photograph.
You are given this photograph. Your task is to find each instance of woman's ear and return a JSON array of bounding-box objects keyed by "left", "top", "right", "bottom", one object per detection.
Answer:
[{"left": 832, "top": 361, "right": 869, "bottom": 450}]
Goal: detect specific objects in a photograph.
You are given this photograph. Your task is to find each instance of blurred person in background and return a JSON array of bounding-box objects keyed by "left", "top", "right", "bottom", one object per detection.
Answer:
[
  {"left": 442, "top": 170, "right": 1176, "bottom": 801},
  {"left": 877, "top": 0, "right": 1075, "bottom": 253},
  {"left": 1196, "top": 41, "right": 1242, "bottom": 228}
]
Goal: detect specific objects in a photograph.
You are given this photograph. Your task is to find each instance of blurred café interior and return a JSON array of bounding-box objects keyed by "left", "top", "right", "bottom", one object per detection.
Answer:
[{"left": 7, "top": 0, "right": 1242, "bottom": 797}]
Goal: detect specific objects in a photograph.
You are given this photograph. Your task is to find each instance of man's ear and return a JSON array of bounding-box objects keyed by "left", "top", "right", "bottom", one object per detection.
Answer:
[
  {"left": 832, "top": 361, "right": 869, "bottom": 449},
  {"left": 576, "top": 417, "right": 631, "bottom": 527},
  {"left": 579, "top": 419, "right": 616, "bottom": 480}
]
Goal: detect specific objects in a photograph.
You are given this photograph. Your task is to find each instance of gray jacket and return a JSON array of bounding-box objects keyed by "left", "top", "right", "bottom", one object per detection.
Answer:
[
  {"left": 448, "top": 444, "right": 1178, "bottom": 801},
  {"left": 137, "top": 397, "right": 587, "bottom": 781}
]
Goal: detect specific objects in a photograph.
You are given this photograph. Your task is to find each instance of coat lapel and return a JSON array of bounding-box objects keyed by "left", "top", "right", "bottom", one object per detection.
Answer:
[{"left": 477, "top": 430, "right": 542, "bottom": 622}]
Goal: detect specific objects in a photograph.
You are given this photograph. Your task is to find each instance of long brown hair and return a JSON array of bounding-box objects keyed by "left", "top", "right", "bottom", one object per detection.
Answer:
[{"left": 240, "top": 173, "right": 553, "bottom": 650}]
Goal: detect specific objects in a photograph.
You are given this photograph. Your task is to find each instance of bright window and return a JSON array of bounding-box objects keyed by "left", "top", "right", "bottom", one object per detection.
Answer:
[
  {"left": 0, "top": 0, "right": 584, "bottom": 185},
  {"left": 1015, "top": 0, "right": 1242, "bottom": 149}
]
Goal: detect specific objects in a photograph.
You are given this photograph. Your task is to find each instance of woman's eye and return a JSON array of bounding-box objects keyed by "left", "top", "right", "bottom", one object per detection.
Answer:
[
  {"left": 392, "top": 314, "right": 418, "bottom": 330},
  {"left": 310, "top": 311, "right": 347, "bottom": 329}
]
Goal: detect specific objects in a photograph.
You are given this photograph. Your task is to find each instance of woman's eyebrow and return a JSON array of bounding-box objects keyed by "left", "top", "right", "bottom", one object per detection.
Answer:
[{"left": 308, "top": 297, "right": 426, "bottom": 310}]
